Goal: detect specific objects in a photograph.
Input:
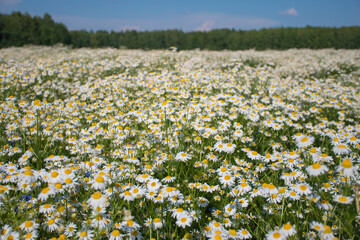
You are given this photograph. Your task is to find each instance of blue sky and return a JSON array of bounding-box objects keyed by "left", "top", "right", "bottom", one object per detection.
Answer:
[{"left": 1, "top": 0, "right": 359, "bottom": 32}]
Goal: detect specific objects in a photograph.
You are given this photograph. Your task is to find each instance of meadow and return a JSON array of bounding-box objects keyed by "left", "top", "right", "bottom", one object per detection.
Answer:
[{"left": 0, "top": 46, "right": 360, "bottom": 240}]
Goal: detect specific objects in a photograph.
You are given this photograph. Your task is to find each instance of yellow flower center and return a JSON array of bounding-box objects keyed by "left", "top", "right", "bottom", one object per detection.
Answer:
[
  {"left": 24, "top": 221, "right": 33, "bottom": 228},
  {"left": 301, "top": 137, "right": 309, "bottom": 142},
  {"left": 96, "top": 176, "right": 104, "bottom": 183},
  {"left": 92, "top": 192, "right": 102, "bottom": 199},
  {"left": 112, "top": 230, "right": 120, "bottom": 236},
  {"left": 312, "top": 163, "right": 322, "bottom": 169},
  {"left": 341, "top": 159, "right": 352, "bottom": 168},
  {"left": 273, "top": 232, "right": 282, "bottom": 238},
  {"left": 24, "top": 170, "right": 33, "bottom": 176},
  {"left": 338, "top": 196, "right": 348, "bottom": 202},
  {"left": 41, "top": 187, "right": 50, "bottom": 194},
  {"left": 283, "top": 223, "right": 292, "bottom": 230}
]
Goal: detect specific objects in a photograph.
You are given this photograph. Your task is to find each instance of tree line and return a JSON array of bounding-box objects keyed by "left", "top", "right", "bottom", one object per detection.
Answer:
[{"left": 1, "top": 11, "right": 360, "bottom": 50}]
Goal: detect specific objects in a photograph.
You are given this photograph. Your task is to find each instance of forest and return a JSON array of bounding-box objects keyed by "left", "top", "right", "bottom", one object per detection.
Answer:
[{"left": 1, "top": 11, "right": 360, "bottom": 50}]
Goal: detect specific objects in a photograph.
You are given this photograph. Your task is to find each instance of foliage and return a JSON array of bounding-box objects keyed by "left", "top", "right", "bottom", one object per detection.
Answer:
[{"left": 1, "top": 12, "right": 360, "bottom": 50}]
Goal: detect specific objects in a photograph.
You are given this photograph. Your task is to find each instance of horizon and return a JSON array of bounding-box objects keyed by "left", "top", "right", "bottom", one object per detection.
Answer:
[{"left": 1, "top": 0, "right": 359, "bottom": 32}]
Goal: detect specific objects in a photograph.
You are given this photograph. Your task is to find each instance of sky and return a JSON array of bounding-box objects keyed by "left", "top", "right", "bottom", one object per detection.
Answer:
[{"left": 1, "top": 0, "right": 360, "bottom": 32}]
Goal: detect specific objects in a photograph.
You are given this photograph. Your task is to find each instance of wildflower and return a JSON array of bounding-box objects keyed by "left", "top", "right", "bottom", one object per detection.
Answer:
[
  {"left": 120, "top": 190, "right": 135, "bottom": 201},
  {"left": 91, "top": 175, "right": 108, "bottom": 190},
  {"left": 266, "top": 229, "right": 286, "bottom": 240},
  {"left": 161, "top": 176, "right": 175, "bottom": 183},
  {"left": 213, "top": 142, "right": 226, "bottom": 152},
  {"left": 281, "top": 223, "right": 296, "bottom": 237},
  {"left": 333, "top": 143, "right": 350, "bottom": 155},
  {"left": 23, "top": 231, "right": 38, "bottom": 240},
  {"left": 39, "top": 203, "right": 55, "bottom": 214},
  {"left": 109, "top": 229, "right": 122, "bottom": 240},
  {"left": 20, "top": 168, "right": 36, "bottom": 183},
  {"left": 306, "top": 162, "right": 329, "bottom": 176},
  {"left": 175, "top": 152, "right": 191, "bottom": 162},
  {"left": 176, "top": 215, "right": 193, "bottom": 228},
  {"left": 294, "top": 134, "right": 315, "bottom": 148},
  {"left": 337, "top": 157, "right": 358, "bottom": 177},
  {"left": 38, "top": 186, "right": 55, "bottom": 201},
  {"left": 206, "top": 153, "right": 219, "bottom": 162},
  {"left": 294, "top": 183, "right": 312, "bottom": 196},
  {"left": 246, "top": 151, "right": 262, "bottom": 160},
  {"left": 333, "top": 195, "right": 354, "bottom": 204},
  {"left": 236, "top": 181, "right": 252, "bottom": 194},
  {"left": 64, "top": 223, "right": 77, "bottom": 237},
  {"left": 121, "top": 220, "right": 140, "bottom": 232},
  {"left": 310, "top": 221, "right": 324, "bottom": 232},
  {"left": 238, "top": 229, "right": 252, "bottom": 239},
  {"left": 152, "top": 218, "right": 163, "bottom": 230},
  {"left": 19, "top": 220, "right": 39, "bottom": 233},
  {"left": 47, "top": 170, "right": 63, "bottom": 184},
  {"left": 87, "top": 192, "right": 108, "bottom": 208},
  {"left": 46, "top": 218, "right": 60, "bottom": 232},
  {"left": 219, "top": 174, "right": 235, "bottom": 187},
  {"left": 77, "top": 229, "right": 94, "bottom": 240},
  {"left": 224, "top": 143, "right": 236, "bottom": 153}
]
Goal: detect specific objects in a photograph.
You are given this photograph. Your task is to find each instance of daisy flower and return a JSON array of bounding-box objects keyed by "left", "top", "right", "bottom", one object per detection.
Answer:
[
  {"left": 19, "top": 220, "right": 39, "bottom": 233},
  {"left": 120, "top": 190, "right": 135, "bottom": 201},
  {"left": 152, "top": 217, "right": 164, "bottom": 230},
  {"left": 333, "top": 195, "right": 354, "bottom": 204},
  {"left": 77, "top": 229, "right": 94, "bottom": 240},
  {"left": 64, "top": 222, "right": 77, "bottom": 237},
  {"left": 337, "top": 157, "right": 358, "bottom": 177},
  {"left": 87, "top": 192, "right": 109, "bottom": 208},
  {"left": 46, "top": 218, "right": 60, "bottom": 232},
  {"left": 310, "top": 221, "right": 324, "bottom": 232},
  {"left": 219, "top": 174, "right": 235, "bottom": 187},
  {"left": 238, "top": 229, "right": 252, "bottom": 239},
  {"left": 175, "top": 215, "right": 193, "bottom": 228},
  {"left": 246, "top": 151, "right": 262, "bottom": 160},
  {"left": 39, "top": 203, "right": 55, "bottom": 214},
  {"left": 206, "top": 153, "right": 219, "bottom": 162},
  {"left": 161, "top": 176, "right": 175, "bottom": 183},
  {"left": 91, "top": 175, "right": 108, "bottom": 190},
  {"left": 281, "top": 223, "right": 296, "bottom": 237},
  {"left": 20, "top": 168, "right": 36, "bottom": 184},
  {"left": 333, "top": 143, "right": 350, "bottom": 155},
  {"left": 224, "top": 143, "right": 236, "bottom": 154},
  {"left": 236, "top": 181, "right": 252, "bottom": 194},
  {"left": 294, "top": 134, "right": 315, "bottom": 148},
  {"left": 175, "top": 152, "right": 191, "bottom": 162},
  {"left": 109, "top": 229, "right": 123, "bottom": 240},
  {"left": 294, "top": 183, "right": 312, "bottom": 196},
  {"left": 23, "top": 231, "right": 38, "bottom": 240},
  {"left": 171, "top": 208, "right": 189, "bottom": 219},
  {"left": 38, "top": 186, "right": 55, "bottom": 201},
  {"left": 47, "top": 170, "right": 63, "bottom": 184},
  {"left": 306, "top": 162, "right": 329, "bottom": 176},
  {"left": 266, "top": 229, "right": 286, "bottom": 240},
  {"left": 121, "top": 220, "right": 140, "bottom": 232},
  {"left": 213, "top": 142, "right": 226, "bottom": 152}
]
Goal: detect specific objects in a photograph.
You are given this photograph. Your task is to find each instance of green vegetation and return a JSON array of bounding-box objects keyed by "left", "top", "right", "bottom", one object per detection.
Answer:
[{"left": 1, "top": 11, "right": 360, "bottom": 50}]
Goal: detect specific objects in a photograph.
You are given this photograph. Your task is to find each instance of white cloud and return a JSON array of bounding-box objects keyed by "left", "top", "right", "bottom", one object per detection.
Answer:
[
  {"left": 196, "top": 21, "right": 215, "bottom": 32},
  {"left": 279, "top": 8, "right": 299, "bottom": 16},
  {"left": 53, "top": 12, "right": 280, "bottom": 32},
  {"left": 0, "top": 0, "right": 22, "bottom": 5}
]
